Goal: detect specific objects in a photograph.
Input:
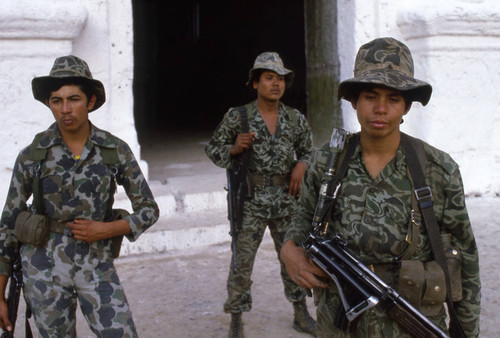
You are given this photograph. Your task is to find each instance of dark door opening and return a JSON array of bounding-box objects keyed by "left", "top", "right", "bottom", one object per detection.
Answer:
[{"left": 132, "top": 0, "right": 306, "bottom": 144}]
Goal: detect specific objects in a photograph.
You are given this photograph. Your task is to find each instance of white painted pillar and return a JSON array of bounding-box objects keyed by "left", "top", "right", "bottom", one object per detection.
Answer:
[
  {"left": 398, "top": 1, "right": 500, "bottom": 195},
  {"left": 0, "top": 1, "right": 88, "bottom": 199}
]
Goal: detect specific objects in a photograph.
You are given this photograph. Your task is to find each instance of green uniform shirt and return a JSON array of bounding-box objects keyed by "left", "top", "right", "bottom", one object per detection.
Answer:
[
  {"left": 0, "top": 122, "right": 159, "bottom": 275},
  {"left": 205, "top": 100, "right": 313, "bottom": 219},
  {"left": 285, "top": 136, "right": 481, "bottom": 337}
]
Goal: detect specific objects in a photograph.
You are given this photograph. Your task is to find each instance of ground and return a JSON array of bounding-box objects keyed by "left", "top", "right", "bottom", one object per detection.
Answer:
[{"left": 12, "top": 196, "right": 499, "bottom": 337}]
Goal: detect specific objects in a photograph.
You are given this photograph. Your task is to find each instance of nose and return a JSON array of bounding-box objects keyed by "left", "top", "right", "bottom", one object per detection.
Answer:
[
  {"left": 374, "top": 97, "right": 388, "bottom": 114},
  {"left": 61, "top": 99, "right": 71, "bottom": 113}
]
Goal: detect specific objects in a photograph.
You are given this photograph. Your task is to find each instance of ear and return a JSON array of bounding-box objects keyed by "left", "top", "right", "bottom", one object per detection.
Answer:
[
  {"left": 351, "top": 100, "right": 357, "bottom": 110},
  {"left": 87, "top": 94, "right": 97, "bottom": 111},
  {"left": 404, "top": 102, "right": 412, "bottom": 115},
  {"left": 252, "top": 80, "right": 258, "bottom": 90}
]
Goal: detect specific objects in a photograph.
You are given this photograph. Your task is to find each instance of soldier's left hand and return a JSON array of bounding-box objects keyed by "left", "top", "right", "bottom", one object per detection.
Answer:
[
  {"left": 288, "top": 161, "right": 307, "bottom": 198},
  {"left": 68, "top": 219, "right": 109, "bottom": 243}
]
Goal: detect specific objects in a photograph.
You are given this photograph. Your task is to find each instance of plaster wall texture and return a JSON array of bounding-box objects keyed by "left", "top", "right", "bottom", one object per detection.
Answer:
[
  {"left": 338, "top": 0, "right": 500, "bottom": 195},
  {"left": 0, "top": 0, "right": 497, "bottom": 203},
  {"left": 0, "top": 0, "right": 140, "bottom": 205}
]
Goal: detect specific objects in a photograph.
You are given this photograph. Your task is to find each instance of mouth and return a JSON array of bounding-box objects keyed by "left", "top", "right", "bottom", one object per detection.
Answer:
[
  {"left": 61, "top": 118, "right": 74, "bottom": 126},
  {"left": 370, "top": 120, "right": 387, "bottom": 128}
]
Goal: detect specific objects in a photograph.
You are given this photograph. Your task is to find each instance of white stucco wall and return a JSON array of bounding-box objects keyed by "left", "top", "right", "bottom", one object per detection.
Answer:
[
  {"left": 338, "top": 0, "right": 500, "bottom": 196},
  {"left": 0, "top": 0, "right": 497, "bottom": 203},
  {"left": 0, "top": 0, "right": 139, "bottom": 204}
]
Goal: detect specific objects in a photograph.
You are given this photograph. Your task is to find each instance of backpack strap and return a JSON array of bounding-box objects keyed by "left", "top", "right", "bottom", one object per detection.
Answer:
[{"left": 400, "top": 133, "right": 466, "bottom": 338}]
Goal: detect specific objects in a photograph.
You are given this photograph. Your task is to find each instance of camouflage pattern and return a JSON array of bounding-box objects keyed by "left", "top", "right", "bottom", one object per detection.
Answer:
[
  {"left": 22, "top": 232, "right": 137, "bottom": 337},
  {"left": 338, "top": 37, "right": 433, "bottom": 106},
  {"left": 246, "top": 52, "right": 294, "bottom": 88},
  {"left": 32, "top": 55, "right": 106, "bottom": 111},
  {"left": 0, "top": 122, "right": 159, "bottom": 335},
  {"left": 285, "top": 135, "right": 481, "bottom": 337},
  {"left": 205, "top": 100, "right": 313, "bottom": 313},
  {"left": 224, "top": 214, "right": 306, "bottom": 313}
]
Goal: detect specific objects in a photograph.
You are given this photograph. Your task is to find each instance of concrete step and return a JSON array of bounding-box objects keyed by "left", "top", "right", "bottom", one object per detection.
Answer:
[{"left": 111, "top": 172, "right": 231, "bottom": 257}]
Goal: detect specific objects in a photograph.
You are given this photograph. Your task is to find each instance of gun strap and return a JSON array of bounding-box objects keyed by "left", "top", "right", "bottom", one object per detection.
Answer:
[
  {"left": 321, "top": 133, "right": 360, "bottom": 224},
  {"left": 400, "top": 133, "right": 466, "bottom": 338}
]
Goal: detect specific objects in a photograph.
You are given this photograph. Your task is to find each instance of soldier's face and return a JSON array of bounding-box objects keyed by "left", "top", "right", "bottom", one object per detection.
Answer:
[
  {"left": 253, "top": 70, "right": 285, "bottom": 102},
  {"left": 47, "top": 84, "right": 96, "bottom": 135},
  {"left": 353, "top": 86, "right": 410, "bottom": 139}
]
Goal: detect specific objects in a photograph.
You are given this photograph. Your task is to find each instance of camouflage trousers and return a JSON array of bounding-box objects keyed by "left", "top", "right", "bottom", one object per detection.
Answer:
[
  {"left": 315, "top": 288, "right": 448, "bottom": 337},
  {"left": 21, "top": 233, "right": 137, "bottom": 338},
  {"left": 223, "top": 213, "right": 307, "bottom": 313}
]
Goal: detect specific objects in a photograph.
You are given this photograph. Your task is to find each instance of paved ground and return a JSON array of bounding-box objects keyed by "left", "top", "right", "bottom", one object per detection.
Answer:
[{"left": 15, "top": 196, "right": 495, "bottom": 338}]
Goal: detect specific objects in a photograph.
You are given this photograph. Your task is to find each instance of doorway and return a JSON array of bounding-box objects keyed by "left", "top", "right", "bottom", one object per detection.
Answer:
[{"left": 132, "top": 0, "right": 306, "bottom": 143}]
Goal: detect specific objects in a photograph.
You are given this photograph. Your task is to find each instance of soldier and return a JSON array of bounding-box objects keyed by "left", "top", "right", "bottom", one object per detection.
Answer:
[
  {"left": 0, "top": 55, "right": 159, "bottom": 337},
  {"left": 281, "top": 37, "right": 481, "bottom": 337},
  {"left": 205, "top": 52, "right": 316, "bottom": 337}
]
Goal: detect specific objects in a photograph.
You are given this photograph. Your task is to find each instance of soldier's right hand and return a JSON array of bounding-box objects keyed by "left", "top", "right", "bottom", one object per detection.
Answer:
[
  {"left": 230, "top": 132, "right": 255, "bottom": 156},
  {"left": 280, "top": 240, "right": 330, "bottom": 290},
  {"left": 0, "top": 299, "right": 12, "bottom": 333}
]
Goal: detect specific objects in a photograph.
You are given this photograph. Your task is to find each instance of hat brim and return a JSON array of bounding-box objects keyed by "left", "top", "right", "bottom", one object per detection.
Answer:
[
  {"left": 338, "top": 69, "right": 432, "bottom": 106},
  {"left": 32, "top": 76, "right": 106, "bottom": 112},
  {"left": 246, "top": 67, "right": 295, "bottom": 89}
]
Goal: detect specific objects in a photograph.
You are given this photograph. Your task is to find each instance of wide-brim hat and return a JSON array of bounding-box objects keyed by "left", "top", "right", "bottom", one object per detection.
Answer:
[
  {"left": 338, "top": 37, "right": 432, "bottom": 106},
  {"left": 246, "top": 52, "right": 294, "bottom": 88},
  {"left": 32, "top": 55, "right": 106, "bottom": 112}
]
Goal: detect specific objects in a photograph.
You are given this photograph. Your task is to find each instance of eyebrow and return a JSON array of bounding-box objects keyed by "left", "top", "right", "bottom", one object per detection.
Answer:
[{"left": 50, "top": 94, "right": 82, "bottom": 100}]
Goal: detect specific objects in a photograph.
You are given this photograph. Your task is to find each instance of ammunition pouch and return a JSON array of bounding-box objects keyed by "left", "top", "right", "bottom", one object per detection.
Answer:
[
  {"left": 398, "top": 260, "right": 446, "bottom": 316},
  {"left": 14, "top": 211, "right": 49, "bottom": 246}
]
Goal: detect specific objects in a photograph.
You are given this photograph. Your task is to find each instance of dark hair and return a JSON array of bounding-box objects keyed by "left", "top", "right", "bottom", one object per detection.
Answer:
[
  {"left": 349, "top": 84, "right": 412, "bottom": 111},
  {"left": 42, "top": 78, "right": 95, "bottom": 103}
]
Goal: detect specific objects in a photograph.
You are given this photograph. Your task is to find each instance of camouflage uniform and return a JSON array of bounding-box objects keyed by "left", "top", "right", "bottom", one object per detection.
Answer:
[
  {"left": 205, "top": 100, "right": 313, "bottom": 313},
  {"left": 284, "top": 138, "right": 481, "bottom": 337},
  {"left": 0, "top": 122, "right": 159, "bottom": 337}
]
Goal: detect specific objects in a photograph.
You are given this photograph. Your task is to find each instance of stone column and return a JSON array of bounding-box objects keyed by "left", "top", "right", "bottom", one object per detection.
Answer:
[
  {"left": 398, "top": 1, "right": 500, "bottom": 195},
  {"left": 0, "top": 1, "right": 88, "bottom": 198}
]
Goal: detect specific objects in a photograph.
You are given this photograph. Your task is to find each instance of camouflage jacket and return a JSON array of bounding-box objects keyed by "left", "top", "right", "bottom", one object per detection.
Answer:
[
  {"left": 0, "top": 122, "right": 159, "bottom": 275},
  {"left": 205, "top": 100, "right": 313, "bottom": 219},
  {"left": 285, "top": 135, "right": 481, "bottom": 337}
]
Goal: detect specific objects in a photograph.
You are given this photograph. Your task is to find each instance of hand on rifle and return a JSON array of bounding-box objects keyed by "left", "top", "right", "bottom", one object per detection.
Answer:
[
  {"left": 230, "top": 132, "right": 255, "bottom": 156},
  {"left": 281, "top": 240, "right": 330, "bottom": 289}
]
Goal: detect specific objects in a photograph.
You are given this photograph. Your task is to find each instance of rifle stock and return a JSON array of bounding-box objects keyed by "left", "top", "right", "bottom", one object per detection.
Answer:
[{"left": 304, "top": 233, "right": 449, "bottom": 338}]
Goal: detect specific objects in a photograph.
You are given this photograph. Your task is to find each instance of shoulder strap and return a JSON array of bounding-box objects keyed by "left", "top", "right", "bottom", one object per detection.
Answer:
[
  {"left": 28, "top": 133, "right": 47, "bottom": 214},
  {"left": 400, "top": 133, "right": 466, "bottom": 338}
]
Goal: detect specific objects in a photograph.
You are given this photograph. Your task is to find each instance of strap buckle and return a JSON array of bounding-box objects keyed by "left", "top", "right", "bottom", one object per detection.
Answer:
[
  {"left": 414, "top": 187, "right": 434, "bottom": 209},
  {"left": 414, "top": 187, "right": 432, "bottom": 201}
]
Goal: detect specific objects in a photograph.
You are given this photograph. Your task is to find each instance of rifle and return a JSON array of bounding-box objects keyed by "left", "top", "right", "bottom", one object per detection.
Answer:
[
  {"left": 303, "top": 129, "right": 449, "bottom": 338},
  {"left": 226, "top": 150, "right": 250, "bottom": 273},
  {"left": 304, "top": 233, "right": 449, "bottom": 338},
  {"left": 2, "top": 256, "right": 22, "bottom": 338}
]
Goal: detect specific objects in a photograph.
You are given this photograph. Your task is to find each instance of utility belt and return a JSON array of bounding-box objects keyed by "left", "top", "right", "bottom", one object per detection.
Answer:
[
  {"left": 247, "top": 172, "right": 290, "bottom": 187},
  {"left": 14, "top": 209, "right": 129, "bottom": 258}
]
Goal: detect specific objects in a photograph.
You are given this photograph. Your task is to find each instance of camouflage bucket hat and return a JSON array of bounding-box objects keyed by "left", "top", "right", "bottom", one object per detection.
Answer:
[
  {"left": 246, "top": 52, "right": 294, "bottom": 88},
  {"left": 32, "top": 55, "right": 106, "bottom": 112},
  {"left": 338, "top": 37, "right": 432, "bottom": 105}
]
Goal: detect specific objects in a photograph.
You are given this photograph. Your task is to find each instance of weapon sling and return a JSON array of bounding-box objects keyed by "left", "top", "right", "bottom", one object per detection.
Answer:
[
  {"left": 316, "top": 132, "right": 465, "bottom": 337},
  {"left": 400, "top": 134, "right": 466, "bottom": 338}
]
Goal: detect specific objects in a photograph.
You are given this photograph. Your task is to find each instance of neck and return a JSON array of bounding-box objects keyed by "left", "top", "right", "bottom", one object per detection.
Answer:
[
  {"left": 360, "top": 130, "right": 401, "bottom": 156},
  {"left": 256, "top": 98, "right": 279, "bottom": 114},
  {"left": 59, "top": 123, "right": 90, "bottom": 154}
]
